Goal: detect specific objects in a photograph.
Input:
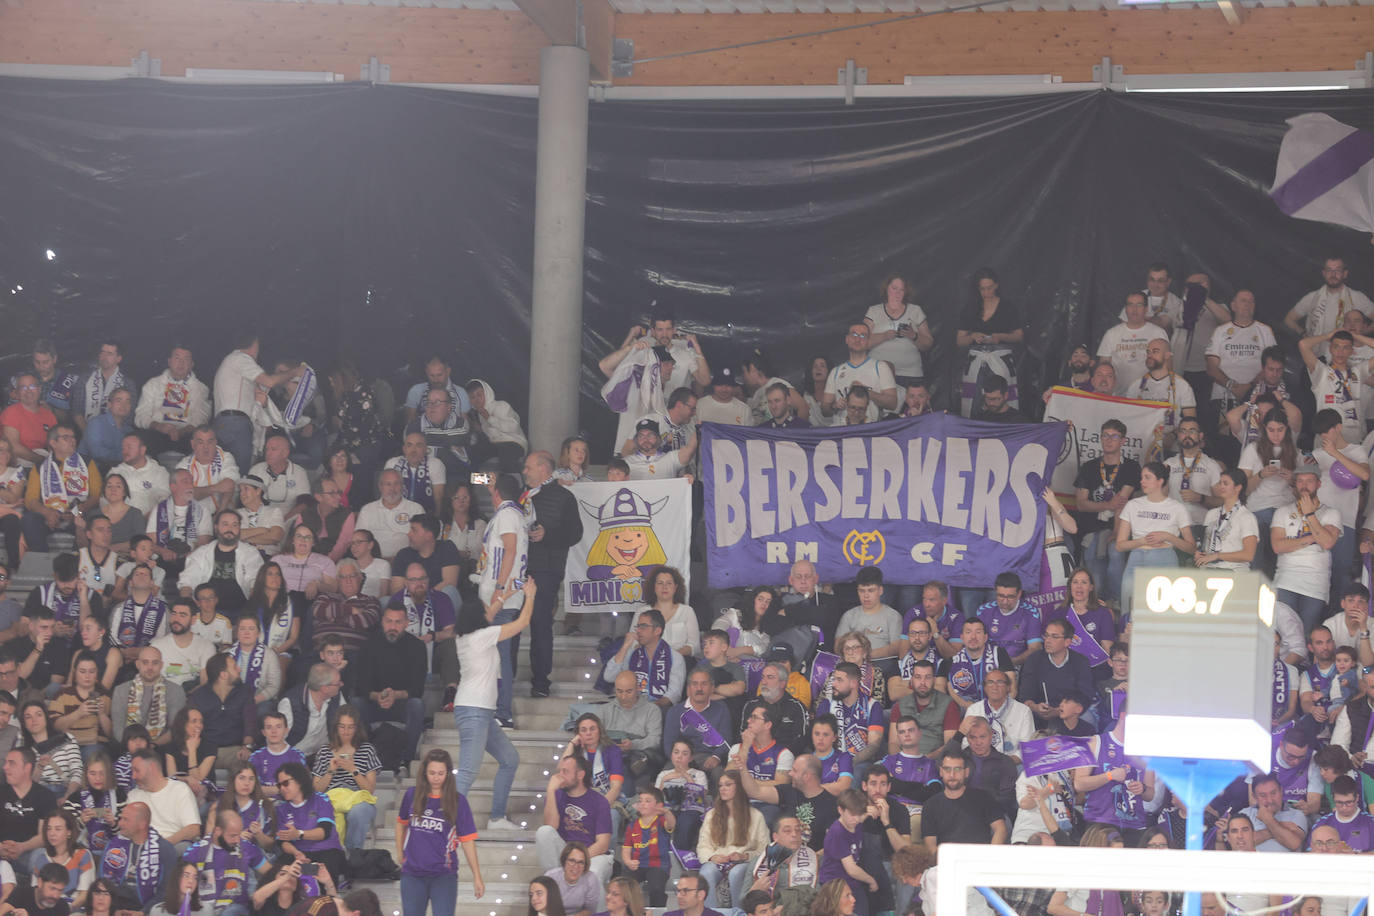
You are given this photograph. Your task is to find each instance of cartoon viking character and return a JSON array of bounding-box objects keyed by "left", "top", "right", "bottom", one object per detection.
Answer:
[{"left": 582, "top": 487, "right": 669, "bottom": 580}]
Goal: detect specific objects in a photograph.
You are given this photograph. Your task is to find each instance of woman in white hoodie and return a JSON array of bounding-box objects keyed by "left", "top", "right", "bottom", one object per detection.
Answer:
[{"left": 465, "top": 379, "right": 527, "bottom": 473}]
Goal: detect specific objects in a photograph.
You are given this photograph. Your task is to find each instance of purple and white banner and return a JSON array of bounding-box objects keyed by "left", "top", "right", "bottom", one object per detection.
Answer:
[
  {"left": 703, "top": 414, "right": 1066, "bottom": 588},
  {"left": 1021, "top": 734, "right": 1098, "bottom": 777},
  {"left": 1270, "top": 113, "right": 1374, "bottom": 234}
]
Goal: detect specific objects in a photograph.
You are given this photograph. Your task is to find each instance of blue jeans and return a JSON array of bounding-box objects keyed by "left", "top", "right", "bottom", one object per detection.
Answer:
[
  {"left": 1277, "top": 588, "right": 1329, "bottom": 634},
  {"left": 1121, "top": 547, "right": 1178, "bottom": 615},
  {"left": 1081, "top": 530, "right": 1119, "bottom": 602},
  {"left": 702, "top": 861, "right": 749, "bottom": 912},
  {"left": 453, "top": 705, "right": 519, "bottom": 821},
  {"left": 401, "top": 872, "right": 459, "bottom": 916},
  {"left": 494, "top": 607, "right": 516, "bottom": 721},
  {"left": 212, "top": 411, "right": 255, "bottom": 473},
  {"left": 344, "top": 800, "right": 376, "bottom": 851}
]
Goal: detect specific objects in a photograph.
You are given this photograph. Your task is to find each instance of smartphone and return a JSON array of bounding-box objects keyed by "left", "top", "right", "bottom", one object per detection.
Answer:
[
  {"left": 1269, "top": 459, "right": 1282, "bottom": 468},
  {"left": 298, "top": 863, "right": 319, "bottom": 877},
  {"left": 470, "top": 472, "right": 492, "bottom": 486}
]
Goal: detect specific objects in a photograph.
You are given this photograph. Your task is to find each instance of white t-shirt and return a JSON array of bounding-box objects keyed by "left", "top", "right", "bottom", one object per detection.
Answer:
[
  {"left": 111, "top": 460, "right": 171, "bottom": 515},
  {"left": 1205, "top": 321, "right": 1277, "bottom": 399},
  {"left": 1291, "top": 285, "right": 1374, "bottom": 339},
  {"left": 695, "top": 397, "right": 751, "bottom": 427},
  {"left": 128, "top": 779, "right": 200, "bottom": 839},
  {"left": 663, "top": 338, "right": 702, "bottom": 397},
  {"left": 1096, "top": 322, "right": 1168, "bottom": 396},
  {"left": 356, "top": 498, "right": 424, "bottom": 560},
  {"left": 1320, "top": 612, "right": 1369, "bottom": 651},
  {"left": 864, "top": 302, "right": 929, "bottom": 377},
  {"left": 1314, "top": 443, "right": 1367, "bottom": 529},
  {"left": 387, "top": 454, "right": 448, "bottom": 490},
  {"left": 477, "top": 502, "right": 528, "bottom": 608},
  {"left": 78, "top": 547, "right": 119, "bottom": 594},
  {"left": 358, "top": 557, "right": 392, "bottom": 599},
  {"left": 1309, "top": 362, "right": 1363, "bottom": 444},
  {"left": 454, "top": 625, "right": 502, "bottom": 709},
  {"left": 248, "top": 461, "right": 311, "bottom": 511},
  {"left": 626, "top": 449, "right": 684, "bottom": 480},
  {"left": 1272, "top": 502, "right": 1342, "bottom": 600},
  {"left": 1119, "top": 496, "right": 1191, "bottom": 539},
  {"left": 1200, "top": 503, "right": 1259, "bottom": 570},
  {"left": 1164, "top": 453, "right": 1223, "bottom": 527},
  {"left": 213, "top": 350, "right": 265, "bottom": 416},
  {"left": 1126, "top": 372, "right": 1197, "bottom": 433},
  {"left": 824, "top": 357, "right": 895, "bottom": 424},
  {"left": 1238, "top": 443, "right": 1297, "bottom": 513},
  {"left": 109, "top": 598, "right": 171, "bottom": 646},
  {"left": 150, "top": 633, "right": 217, "bottom": 683},
  {"left": 238, "top": 504, "right": 286, "bottom": 538}
]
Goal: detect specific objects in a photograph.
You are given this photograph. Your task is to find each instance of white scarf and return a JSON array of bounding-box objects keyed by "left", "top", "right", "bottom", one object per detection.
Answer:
[{"left": 39, "top": 453, "right": 89, "bottom": 509}]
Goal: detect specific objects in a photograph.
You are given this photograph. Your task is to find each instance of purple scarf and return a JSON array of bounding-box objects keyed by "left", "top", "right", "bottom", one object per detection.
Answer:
[
  {"left": 680, "top": 707, "right": 725, "bottom": 749},
  {"left": 630, "top": 640, "right": 673, "bottom": 699},
  {"left": 1273, "top": 658, "right": 1292, "bottom": 720},
  {"left": 390, "top": 457, "right": 434, "bottom": 512},
  {"left": 38, "top": 582, "right": 84, "bottom": 628},
  {"left": 116, "top": 595, "right": 167, "bottom": 648},
  {"left": 72, "top": 788, "right": 118, "bottom": 854},
  {"left": 154, "top": 499, "right": 201, "bottom": 548},
  {"left": 101, "top": 825, "right": 164, "bottom": 906},
  {"left": 234, "top": 642, "right": 268, "bottom": 691}
]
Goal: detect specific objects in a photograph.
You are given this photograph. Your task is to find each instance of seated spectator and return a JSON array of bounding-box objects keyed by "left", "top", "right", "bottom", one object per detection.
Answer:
[
  {"left": 65, "top": 751, "right": 123, "bottom": 860},
  {"left": 553, "top": 436, "right": 592, "bottom": 487},
  {"left": 822, "top": 324, "right": 897, "bottom": 422},
  {"left": 888, "top": 619, "right": 941, "bottom": 707},
  {"left": 291, "top": 478, "right": 355, "bottom": 562},
  {"left": 1240, "top": 772, "right": 1307, "bottom": 853},
  {"left": 2, "top": 373, "right": 60, "bottom": 468},
  {"left": 403, "top": 355, "right": 470, "bottom": 428},
  {"left": 0, "top": 445, "right": 26, "bottom": 574},
  {"left": 235, "top": 475, "right": 286, "bottom": 554},
  {"left": 249, "top": 859, "right": 342, "bottom": 916},
  {"left": 355, "top": 470, "right": 423, "bottom": 562},
  {"left": 630, "top": 567, "right": 699, "bottom": 664},
  {"left": 605, "top": 458, "right": 630, "bottom": 482},
  {"left": 756, "top": 381, "right": 809, "bottom": 430},
  {"left": 178, "top": 511, "right": 266, "bottom": 618},
  {"left": 186, "top": 653, "right": 259, "bottom": 773},
  {"left": 344, "top": 529, "right": 391, "bottom": 600},
  {"left": 728, "top": 706, "right": 794, "bottom": 821},
  {"left": 182, "top": 809, "right": 271, "bottom": 916},
  {"left": 386, "top": 432, "right": 447, "bottom": 516},
  {"left": 249, "top": 432, "right": 310, "bottom": 513},
  {"left": 552, "top": 839, "right": 606, "bottom": 916},
  {"left": 109, "top": 565, "right": 170, "bottom": 664},
  {"left": 72, "top": 341, "right": 132, "bottom": 434},
  {"left": 250, "top": 712, "right": 306, "bottom": 798},
  {"left": 881, "top": 715, "right": 940, "bottom": 811},
  {"left": 696, "top": 771, "right": 767, "bottom": 910},
  {"left": 74, "top": 513, "right": 119, "bottom": 599},
  {"left": 354, "top": 604, "right": 426, "bottom": 776},
  {"left": 974, "top": 572, "right": 1042, "bottom": 666},
  {"left": 465, "top": 379, "right": 527, "bottom": 473},
  {"left": 711, "top": 589, "right": 771, "bottom": 663},
  {"left": 77, "top": 389, "right": 135, "bottom": 473},
  {"left": 403, "top": 386, "right": 474, "bottom": 484},
  {"left": 937, "top": 619, "right": 1014, "bottom": 712},
  {"left": 827, "top": 632, "right": 886, "bottom": 709},
  {"left": 64, "top": 619, "right": 117, "bottom": 699},
  {"left": 113, "top": 535, "right": 162, "bottom": 599},
  {"left": 1311, "top": 774, "right": 1374, "bottom": 852},
  {"left": 842, "top": 387, "right": 872, "bottom": 427},
  {"left": 308, "top": 562, "right": 380, "bottom": 657},
  {"left": 957, "top": 670, "right": 1033, "bottom": 762},
  {"left": 13, "top": 606, "right": 73, "bottom": 699},
  {"left": 624, "top": 420, "right": 696, "bottom": 482},
  {"left": 273, "top": 525, "right": 338, "bottom": 602},
  {"left": 698, "top": 631, "right": 746, "bottom": 706},
  {"left": 1071, "top": 714, "right": 1158, "bottom": 841},
  {"left": 0, "top": 692, "right": 15, "bottom": 758},
  {"left": 655, "top": 739, "right": 710, "bottom": 859},
  {"left": 243, "top": 564, "right": 303, "bottom": 666},
  {"left": 111, "top": 648, "right": 184, "bottom": 750},
  {"left": 742, "top": 663, "right": 810, "bottom": 755},
  {"left": 9, "top": 862, "right": 75, "bottom": 916},
  {"left": 126, "top": 749, "right": 200, "bottom": 849},
  {"left": 391, "top": 513, "right": 462, "bottom": 610},
  {"left": 113, "top": 726, "right": 149, "bottom": 791},
  {"left": 837, "top": 567, "right": 904, "bottom": 669},
  {"left": 178, "top": 426, "right": 239, "bottom": 515},
  {"left": 277, "top": 663, "right": 343, "bottom": 760},
  {"left": 536, "top": 755, "right": 613, "bottom": 885},
  {"left": 19, "top": 700, "right": 82, "bottom": 798},
  {"left": 919, "top": 748, "right": 1006, "bottom": 848},
  {"left": 817, "top": 663, "right": 885, "bottom": 771},
  {"left": 807, "top": 716, "right": 853, "bottom": 796},
  {"left": 0, "top": 746, "right": 57, "bottom": 879},
  {"left": 621, "top": 791, "right": 667, "bottom": 911},
  {"left": 226, "top": 615, "right": 282, "bottom": 712},
  {"left": 309, "top": 705, "right": 380, "bottom": 854},
  {"left": 1018, "top": 618, "right": 1096, "bottom": 731},
  {"left": 32, "top": 810, "right": 94, "bottom": 903},
  {"left": 150, "top": 599, "right": 215, "bottom": 692},
  {"left": 603, "top": 609, "right": 685, "bottom": 710},
  {"left": 664, "top": 669, "right": 731, "bottom": 775},
  {"left": 972, "top": 376, "right": 1021, "bottom": 423},
  {"left": 190, "top": 584, "right": 234, "bottom": 650},
  {"left": 148, "top": 467, "right": 213, "bottom": 582},
  {"left": 741, "top": 815, "right": 817, "bottom": 916},
  {"left": 49, "top": 657, "right": 112, "bottom": 760},
  {"left": 939, "top": 716, "right": 1019, "bottom": 822},
  {"left": 134, "top": 345, "right": 210, "bottom": 457},
  {"left": 143, "top": 860, "right": 210, "bottom": 916},
  {"left": 163, "top": 708, "right": 216, "bottom": 810},
  {"left": 108, "top": 432, "right": 169, "bottom": 518},
  {"left": 762, "top": 645, "right": 810, "bottom": 709},
  {"left": 529, "top": 877, "right": 567, "bottom": 916},
  {"left": 598, "top": 672, "right": 663, "bottom": 788},
  {"left": 268, "top": 761, "right": 347, "bottom": 889},
  {"left": 22, "top": 424, "right": 102, "bottom": 552}
]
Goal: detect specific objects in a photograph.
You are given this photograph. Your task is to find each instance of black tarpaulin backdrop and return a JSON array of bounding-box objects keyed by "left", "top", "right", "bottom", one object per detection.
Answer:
[{"left": 1, "top": 78, "right": 1372, "bottom": 451}]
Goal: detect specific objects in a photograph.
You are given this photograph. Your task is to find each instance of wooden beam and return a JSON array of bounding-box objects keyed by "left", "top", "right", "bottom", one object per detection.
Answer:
[
  {"left": 512, "top": 0, "right": 577, "bottom": 45},
  {"left": 583, "top": 0, "right": 616, "bottom": 83}
]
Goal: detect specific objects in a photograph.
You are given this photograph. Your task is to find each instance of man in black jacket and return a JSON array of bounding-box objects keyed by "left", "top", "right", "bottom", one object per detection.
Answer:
[
  {"left": 521, "top": 451, "right": 583, "bottom": 698},
  {"left": 938, "top": 716, "right": 1019, "bottom": 822},
  {"left": 354, "top": 603, "right": 427, "bottom": 773}
]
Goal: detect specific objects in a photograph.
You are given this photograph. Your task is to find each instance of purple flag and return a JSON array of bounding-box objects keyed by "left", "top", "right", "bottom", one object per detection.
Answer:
[
  {"left": 1021, "top": 734, "right": 1097, "bottom": 777},
  {"left": 702, "top": 414, "right": 1066, "bottom": 588},
  {"left": 1062, "top": 606, "right": 1110, "bottom": 666},
  {"left": 1270, "top": 113, "right": 1374, "bottom": 234},
  {"left": 1110, "top": 688, "right": 1126, "bottom": 721},
  {"left": 810, "top": 651, "right": 839, "bottom": 701},
  {"left": 739, "top": 657, "right": 765, "bottom": 695},
  {"left": 680, "top": 707, "right": 725, "bottom": 749}
]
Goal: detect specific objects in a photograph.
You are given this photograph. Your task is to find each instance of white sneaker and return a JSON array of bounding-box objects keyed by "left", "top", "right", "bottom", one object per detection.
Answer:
[{"left": 487, "top": 817, "right": 521, "bottom": 831}]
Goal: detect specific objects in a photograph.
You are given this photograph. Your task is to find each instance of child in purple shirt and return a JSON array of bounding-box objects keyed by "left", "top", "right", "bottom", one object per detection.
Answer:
[{"left": 815, "top": 790, "right": 878, "bottom": 916}]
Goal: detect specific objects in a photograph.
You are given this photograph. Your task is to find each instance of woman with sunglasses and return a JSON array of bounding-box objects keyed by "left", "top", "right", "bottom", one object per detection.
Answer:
[{"left": 273, "top": 761, "right": 347, "bottom": 884}]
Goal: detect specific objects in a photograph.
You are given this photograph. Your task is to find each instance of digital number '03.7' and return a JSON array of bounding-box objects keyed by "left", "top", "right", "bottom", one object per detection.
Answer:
[{"left": 1145, "top": 575, "right": 1235, "bottom": 616}]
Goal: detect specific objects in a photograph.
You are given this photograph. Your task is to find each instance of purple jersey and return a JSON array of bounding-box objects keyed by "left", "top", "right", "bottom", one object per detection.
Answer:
[
  {"left": 817, "top": 819, "right": 864, "bottom": 894},
  {"left": 818, "top": 697, "right": 885, "bottom": 756},
  {"left": 399, "top": 787, "right": 477, "bottom": 878},
  {"left": 816, "top": 749, "right": 854, "bottom": 786},
  {"left": 1082, "top": 732, "right": 1149, "bottom": 830},
  {"left": 250, "top": 746, "right": 306, "bottom": 789},
  {"left": 883, "top": 753, "right": 937, "bottom": 803},
  {"left": 976, "top": 599, "right": 1042, "bottom": 658},
  {"left": 234, "top": 798, "right": 274, "bottom": 835},
  {"left": 1306, "top": 664, "right": 1336, "bottom": 709},
  {"left": 587, "top": 744, "right": 625, "bottom": 796},
  {"left": 746, "top": 741, "right": 787, "bottom": 782},
  {"left": 903, "top": 604, "right": 966, "bottom": 643},
  {"left": 276, "top": 793, "right": 341, "bottom": 853},
  {"left": 554, "top": 787, "right": 612, "bottom": 847},
  {"left": 184, "top": 838, "right": 266, "bottom": 909},
  {"left": 1313, "top": 811, "right": 1374, "bottom": 852},
  {"left": 1042, "top": 604, "right": 1116, "bottom": 651}
]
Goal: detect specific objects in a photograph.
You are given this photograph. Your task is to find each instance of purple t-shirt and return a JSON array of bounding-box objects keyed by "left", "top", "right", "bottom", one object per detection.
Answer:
[
  {"left": 1313, "top": 811, "right": 1374, "bottom": 852},
  {"left": 816, "top": 749, "right": 854, "bottom": 786},
  {"left": 976, "top": 600, "right": 1042, "bottom": 658},
  {"left": 903, "top": 604, "right": 966, "bottom": 643},
  {"left": 250, "top": 746, "right": 306, "bottom": 789},
  {"left": 817, "top": 819, "right": 864, "bottom": 890},
  {"left": 276, "top": 793, "right": 341, "bottom": 853},
  {"left": 554, "top": 787, "right": 612, "bottom": 846},
  {"left": 399, "top": 787, "right": 478, "bottom": 877}
]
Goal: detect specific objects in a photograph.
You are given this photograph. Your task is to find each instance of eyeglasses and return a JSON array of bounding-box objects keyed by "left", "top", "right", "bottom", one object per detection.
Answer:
[
  {"left": 565, "top": 858, "right": 587, "bottom": 866},
  {"left": 675, "top": 887, "right": 704, "bottom": 895},
  {"left": 0, "top": 575, "right": 9, "bottom": 581},
  {"left": 276, "top": 780, "right": 291, "bottom": 788}
]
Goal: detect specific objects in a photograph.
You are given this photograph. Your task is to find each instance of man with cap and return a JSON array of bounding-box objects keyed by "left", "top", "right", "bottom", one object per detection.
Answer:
[
  {"left": 236, "top": 474, "right": 286, "bottom": 552},
  {"left": 696, "top": 368, "right": 751, "bottom": 426},
  {"left": 622, "top": 387, "right": 697, "bottom": 457},
  {"left": 625, "top": 418, "right": 697, "bottom": 481},
  {"left": 1272, "top": 465, "right": 1343, "bottom": 632},
  {"left": 821, "top": 323, "right": 898, "bottom": 424}
]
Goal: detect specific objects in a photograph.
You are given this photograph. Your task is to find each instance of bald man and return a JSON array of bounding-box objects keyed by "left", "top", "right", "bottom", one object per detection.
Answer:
[
  {"left": 780, "top": 560, "right": 843, "bottom": 647},
  {"left": 111, "top": 647, "right": 186, "bottom": 746},
  {"left": 102, "top": 801, "right": 176, "bottom": 911},
  {"left": 599, "top": 671, "right": 664, "bottom": 789}
]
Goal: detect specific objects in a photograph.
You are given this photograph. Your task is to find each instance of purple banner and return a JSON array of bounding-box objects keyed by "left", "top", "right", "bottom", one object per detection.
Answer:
[
  {"left": 1020, "top": 734, "right": 1097, "bottom": 777},
  {"left": 703, "top": 414, "right": 1066, "bottom": 588},
  {"left": 810, "top": 651, "right": 839, "bottom": 702},
  {"left": 739, "top": 657, "right": 765, "bottom": 695},
  {"left": 680, "top": 707, "right": 726, "bottom": 749},
  {"left": 1110, "top": 688, "right": 1126, "bottom": 721}
]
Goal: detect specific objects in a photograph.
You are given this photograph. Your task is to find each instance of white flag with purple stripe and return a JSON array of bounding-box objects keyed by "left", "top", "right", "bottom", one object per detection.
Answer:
[{"left": 1270, "top": 113, "right": 1374, "bottom": 233}]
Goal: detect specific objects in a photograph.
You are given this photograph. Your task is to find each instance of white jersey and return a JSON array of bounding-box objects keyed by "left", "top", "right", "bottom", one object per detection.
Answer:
[
  {"left": 1205, "top": 321, "right": 1276, "bottom": 399},
  {"left": 1127, "top": 371, "right": 1196, "bottom": 432},
  {"left": 1238, "top": 442, "right": 1297, "bottom": 513},
  {"left": 356, "top": 497, "right": 424, "bottom": 560},
  {"left": 1200, "top": 503, "right": 1259, "bottom": 570},
  {"left": 824, "top": 357, "right": 894, "bottom": 425},
  {"left": 1314, "top": 443, "right": 1367, "bottom": 529},
  {"left": 663, "top": 338, "right": 702, "bottom": 395},
  {"left": 864, "top": 302, "right": 929, "bottom": 377},
  {"left": 248, "top": 461, "right": 310, "bottom": 510},
  {"left": 1272, "top": 502, "right": 1342, "bottom": 600},
  {"left": 1097, "top": 322, "right": 1168, "bottom": 396},
  {"left": 625, "top": 449, "right": 685, "bottom": 480},
  {"left": 1309, "top": 362, "right": 1363, "bottom": 444},
  {"left": 477, "top": 501, "right": 528, "bottom": 608},
  {"left": 695, "top": 397, "right": 750, "bottom": 427},
  {"left": 1292, "top": 285, "right": 1374, "bottom": 339},
  {"left": 110, "top": 460, "right": 170, "bottom": 516},
  {"left": 1164, "top": 452, "right": 1223, "bottom": 526}
]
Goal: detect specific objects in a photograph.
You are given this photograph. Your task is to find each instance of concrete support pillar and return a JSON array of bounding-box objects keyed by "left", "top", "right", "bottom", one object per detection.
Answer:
[{"left": 527, "top": 45, "right": 589, "bottom": 455}]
